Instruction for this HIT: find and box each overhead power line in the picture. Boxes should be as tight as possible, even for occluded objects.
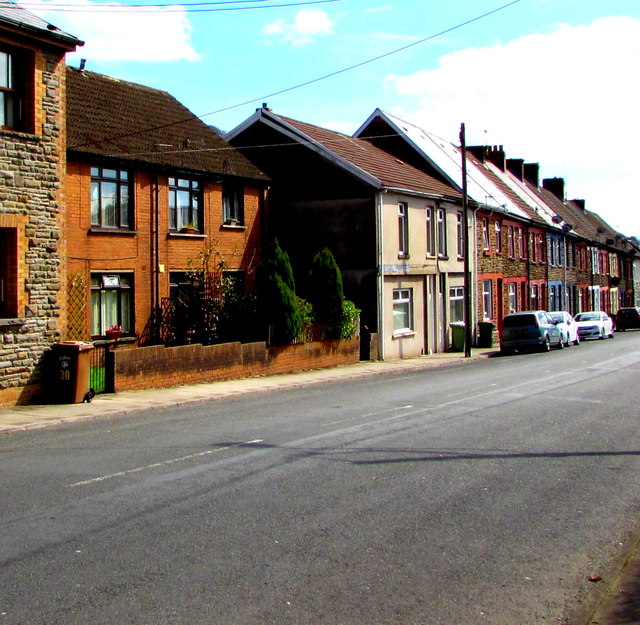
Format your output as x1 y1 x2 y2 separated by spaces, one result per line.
68 0 525 150
22 0 340 12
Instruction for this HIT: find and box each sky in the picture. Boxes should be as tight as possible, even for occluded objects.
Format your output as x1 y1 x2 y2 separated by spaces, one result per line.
27 0 640 236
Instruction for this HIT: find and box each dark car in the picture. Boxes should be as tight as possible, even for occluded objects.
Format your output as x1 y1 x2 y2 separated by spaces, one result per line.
500 310 563 354
616 307 640 331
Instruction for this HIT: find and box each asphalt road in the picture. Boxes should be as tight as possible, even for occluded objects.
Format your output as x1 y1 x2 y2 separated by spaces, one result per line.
2 332 640 624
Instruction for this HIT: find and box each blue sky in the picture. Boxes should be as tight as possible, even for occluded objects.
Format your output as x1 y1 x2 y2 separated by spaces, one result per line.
30 0 640 235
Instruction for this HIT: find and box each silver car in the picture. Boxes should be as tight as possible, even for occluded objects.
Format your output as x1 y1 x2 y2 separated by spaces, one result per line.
574 311 614 340
500 310 563 354
548 311 580 346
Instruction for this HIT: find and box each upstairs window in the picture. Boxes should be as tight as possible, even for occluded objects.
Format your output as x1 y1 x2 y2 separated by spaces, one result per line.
0 49 26 131
495 221 502 254
398 202 408 257
223 182 244 225
169 177 202 232
508 226 515 258
91 166 132 229
437 208 447 258
425 207 435 256
482 217 489 251
456 211 464 258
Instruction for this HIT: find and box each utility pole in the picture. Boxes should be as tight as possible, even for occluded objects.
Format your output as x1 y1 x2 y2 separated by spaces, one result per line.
460 123 472 358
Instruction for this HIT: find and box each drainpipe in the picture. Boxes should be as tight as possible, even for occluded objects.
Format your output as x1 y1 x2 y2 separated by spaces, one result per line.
376 192 385 361
459 123 472 357
154 176 160 343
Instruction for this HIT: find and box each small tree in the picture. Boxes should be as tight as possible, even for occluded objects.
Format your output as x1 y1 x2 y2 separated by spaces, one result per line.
254 239 302 344
306 247 344 337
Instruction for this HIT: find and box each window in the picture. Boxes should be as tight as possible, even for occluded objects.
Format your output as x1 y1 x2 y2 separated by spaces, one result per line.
425 207 435 256
482 217 490 251
169 177 202 232
531 284 539 310
437 208 447 257
91 166 131 229
495 221 502 254
482 280 493 320
91 273 132 336
456 211 464 258
392 288 413 333
398 202 408 257
508 226 515 258
223 182 244 225
518 228 526 259
508 282 517 313
0 49 26 130
0 228 17 317
449 286 464 322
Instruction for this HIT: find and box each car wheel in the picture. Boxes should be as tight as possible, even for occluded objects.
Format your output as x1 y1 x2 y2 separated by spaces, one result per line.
542 335 551 352
599 329 605 339
609 330 615 338
573 337 580 346
500 346 513 356
564 333 570 347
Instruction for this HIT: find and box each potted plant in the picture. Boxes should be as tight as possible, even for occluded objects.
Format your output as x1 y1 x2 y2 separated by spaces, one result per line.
105 325 122 340
181 221 198 234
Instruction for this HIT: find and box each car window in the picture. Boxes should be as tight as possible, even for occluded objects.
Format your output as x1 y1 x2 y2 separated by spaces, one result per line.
503 314 537 328
575 313 598 321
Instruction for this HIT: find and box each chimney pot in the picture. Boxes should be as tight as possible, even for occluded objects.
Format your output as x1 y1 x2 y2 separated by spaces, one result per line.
542 177 565 200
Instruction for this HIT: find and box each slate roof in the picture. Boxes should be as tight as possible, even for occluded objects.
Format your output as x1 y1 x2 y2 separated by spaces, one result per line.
237 111 461 199
0 0 81 48
66 67 268 181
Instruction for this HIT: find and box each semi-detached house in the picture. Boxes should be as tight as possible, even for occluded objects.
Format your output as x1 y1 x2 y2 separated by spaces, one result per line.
227 106 465 360
0 1 81 406
64 67 269 345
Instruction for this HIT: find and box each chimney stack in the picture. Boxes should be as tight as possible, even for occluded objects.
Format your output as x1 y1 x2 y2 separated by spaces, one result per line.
571 199 586 211
486 145 505 171
542 177 565 200
523 163 539 187
506 158 524 181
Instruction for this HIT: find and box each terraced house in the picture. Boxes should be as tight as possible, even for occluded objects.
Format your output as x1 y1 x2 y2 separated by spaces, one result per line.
64 67 268 347
0 2 81 406
227 106 465 360
354 109 637 339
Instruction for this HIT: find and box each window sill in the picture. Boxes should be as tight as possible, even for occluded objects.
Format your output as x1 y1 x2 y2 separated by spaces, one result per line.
398 253 410 260
221 222 247 231
0 317 27 329
88 227 137 236
168 232 207 239
392 329 416 339
92 336 137 346
438 255 449 261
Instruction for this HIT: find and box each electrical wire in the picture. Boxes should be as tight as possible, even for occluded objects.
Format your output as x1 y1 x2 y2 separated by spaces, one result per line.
24 0 340 13
68 0 525 151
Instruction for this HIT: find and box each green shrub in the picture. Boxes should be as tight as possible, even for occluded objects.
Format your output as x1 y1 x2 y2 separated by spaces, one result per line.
339 299 361 339
307 248 344 337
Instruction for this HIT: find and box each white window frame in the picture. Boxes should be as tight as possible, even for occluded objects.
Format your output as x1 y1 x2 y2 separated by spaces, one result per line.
437 208 447 258
392 288 413 335
449 286 464 323
482 279 493 320
398 202 409 257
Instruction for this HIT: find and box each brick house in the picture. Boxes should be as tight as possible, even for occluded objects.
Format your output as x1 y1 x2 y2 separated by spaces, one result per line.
227 106 464 360
0 2 81 406
64 67 268 344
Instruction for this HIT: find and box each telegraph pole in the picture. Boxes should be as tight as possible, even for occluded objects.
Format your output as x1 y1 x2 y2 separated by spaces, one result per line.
460 123 472 358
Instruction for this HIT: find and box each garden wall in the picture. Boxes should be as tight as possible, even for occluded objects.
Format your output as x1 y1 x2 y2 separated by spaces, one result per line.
114 338 361 392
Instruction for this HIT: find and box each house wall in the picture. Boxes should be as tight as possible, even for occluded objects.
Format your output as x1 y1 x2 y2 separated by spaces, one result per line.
0 40 70 406
65 162 263 340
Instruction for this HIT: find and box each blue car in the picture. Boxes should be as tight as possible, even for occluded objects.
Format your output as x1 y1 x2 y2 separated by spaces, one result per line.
500 310 563 354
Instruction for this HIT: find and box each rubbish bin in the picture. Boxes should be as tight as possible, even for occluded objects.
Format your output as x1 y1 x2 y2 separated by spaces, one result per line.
450 322 465 352
50 341 94 403
478 321 495 348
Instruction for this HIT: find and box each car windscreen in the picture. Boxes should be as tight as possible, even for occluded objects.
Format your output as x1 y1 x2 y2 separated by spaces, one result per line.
575 313 598 321
548 313 563 322
503 314 537 328
618 309 638 317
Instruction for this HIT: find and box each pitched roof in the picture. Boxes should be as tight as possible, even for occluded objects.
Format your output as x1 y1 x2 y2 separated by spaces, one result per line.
0 0 81 48
230 109 460 199
66 67 268 181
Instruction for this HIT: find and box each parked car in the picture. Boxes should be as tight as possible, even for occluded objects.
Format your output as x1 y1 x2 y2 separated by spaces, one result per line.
615 307 640 331
574 311 614 340
548 311 580 346
500 310 563 354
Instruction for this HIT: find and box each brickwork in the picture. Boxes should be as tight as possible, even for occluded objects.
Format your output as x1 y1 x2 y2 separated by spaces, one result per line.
0 40 71 405
114 338 360 392
65 164 264 340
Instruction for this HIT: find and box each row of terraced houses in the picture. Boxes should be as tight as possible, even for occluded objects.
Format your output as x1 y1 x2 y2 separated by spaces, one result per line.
1 1 637 405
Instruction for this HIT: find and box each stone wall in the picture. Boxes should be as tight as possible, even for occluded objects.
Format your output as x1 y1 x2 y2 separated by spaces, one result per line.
0 48 67 406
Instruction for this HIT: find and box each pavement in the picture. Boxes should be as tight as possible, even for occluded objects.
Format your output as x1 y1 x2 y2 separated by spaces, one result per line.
0 347 498 435
0 344 637 625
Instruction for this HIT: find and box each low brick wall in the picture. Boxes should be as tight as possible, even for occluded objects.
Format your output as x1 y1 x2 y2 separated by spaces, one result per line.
114 338 360 392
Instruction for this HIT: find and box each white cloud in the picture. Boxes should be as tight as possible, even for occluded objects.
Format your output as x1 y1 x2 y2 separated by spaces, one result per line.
384 16 640 235
30 0 200 62
263 9 334 46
